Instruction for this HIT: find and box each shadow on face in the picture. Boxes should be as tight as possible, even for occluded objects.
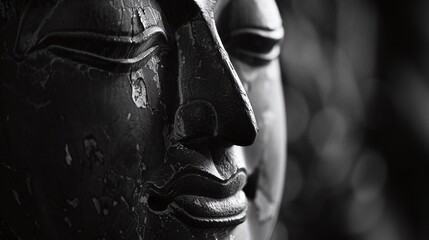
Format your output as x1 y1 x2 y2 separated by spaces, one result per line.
0 0 286 239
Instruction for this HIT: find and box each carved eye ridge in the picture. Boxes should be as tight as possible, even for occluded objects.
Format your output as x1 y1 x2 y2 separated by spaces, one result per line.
29 27 169 71
223 27 284 66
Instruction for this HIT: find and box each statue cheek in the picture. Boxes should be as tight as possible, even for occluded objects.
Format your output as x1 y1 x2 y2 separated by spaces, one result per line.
1 49 171 236
230 57 286 239
229 57 285 171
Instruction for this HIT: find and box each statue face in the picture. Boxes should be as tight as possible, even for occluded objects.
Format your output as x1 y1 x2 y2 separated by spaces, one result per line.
0 0 285 239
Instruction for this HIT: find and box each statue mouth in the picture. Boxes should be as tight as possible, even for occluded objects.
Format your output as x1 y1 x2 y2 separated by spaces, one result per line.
169 191 248 228
147 169 248 228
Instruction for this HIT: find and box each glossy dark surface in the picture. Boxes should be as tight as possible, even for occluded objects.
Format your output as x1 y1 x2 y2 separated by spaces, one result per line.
0 0 286 239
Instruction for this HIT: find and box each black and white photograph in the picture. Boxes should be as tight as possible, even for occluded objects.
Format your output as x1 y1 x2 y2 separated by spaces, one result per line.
0 0 427 239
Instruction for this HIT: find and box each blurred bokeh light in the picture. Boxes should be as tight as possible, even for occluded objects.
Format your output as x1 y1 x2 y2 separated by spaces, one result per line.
272 0 429 239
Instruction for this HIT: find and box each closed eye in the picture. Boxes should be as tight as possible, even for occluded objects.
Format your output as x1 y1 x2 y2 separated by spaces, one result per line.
32 26 169 72
223 27 284 66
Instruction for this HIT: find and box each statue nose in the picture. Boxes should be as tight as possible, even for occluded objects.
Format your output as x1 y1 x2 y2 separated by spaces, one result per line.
173 13 257 146
174 100 218 140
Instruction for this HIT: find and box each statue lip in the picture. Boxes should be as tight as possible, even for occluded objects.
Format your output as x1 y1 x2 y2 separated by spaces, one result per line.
170 191 248 228
148 169 248 228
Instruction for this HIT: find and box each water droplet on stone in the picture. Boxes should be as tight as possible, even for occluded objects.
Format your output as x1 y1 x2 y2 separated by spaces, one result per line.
65 144 72 165
92 198 101 214
64 216 72 227
103 209 109 216
12 189 20 205
83 135 104 163
67 198 79 208
140 162 146 171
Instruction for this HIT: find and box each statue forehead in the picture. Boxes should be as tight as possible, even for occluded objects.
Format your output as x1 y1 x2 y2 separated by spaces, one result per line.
22 0 217 13
16 0 276 30
14 0 164 55
15 0 217 34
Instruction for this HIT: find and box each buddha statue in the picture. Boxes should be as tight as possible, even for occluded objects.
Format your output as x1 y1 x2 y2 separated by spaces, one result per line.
0 0 286 239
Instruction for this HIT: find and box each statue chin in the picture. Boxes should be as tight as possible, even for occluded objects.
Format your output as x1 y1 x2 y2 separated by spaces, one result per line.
0 0 286 239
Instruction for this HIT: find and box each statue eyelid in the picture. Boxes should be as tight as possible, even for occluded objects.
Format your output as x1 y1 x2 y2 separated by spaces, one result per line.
26 26 169 70
223 27 284 66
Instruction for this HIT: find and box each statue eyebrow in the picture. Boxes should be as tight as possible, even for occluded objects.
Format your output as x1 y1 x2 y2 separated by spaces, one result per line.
26 25 168 71
228 27 284 44
13 2 168 57
216 0 283 33
34 26 167 48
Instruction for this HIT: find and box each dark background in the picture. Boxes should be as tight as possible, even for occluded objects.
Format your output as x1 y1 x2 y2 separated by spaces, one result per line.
274 0 429 239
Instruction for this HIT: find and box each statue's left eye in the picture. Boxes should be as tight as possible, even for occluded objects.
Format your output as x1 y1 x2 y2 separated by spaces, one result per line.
214 0 284 66
222 27 284 66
